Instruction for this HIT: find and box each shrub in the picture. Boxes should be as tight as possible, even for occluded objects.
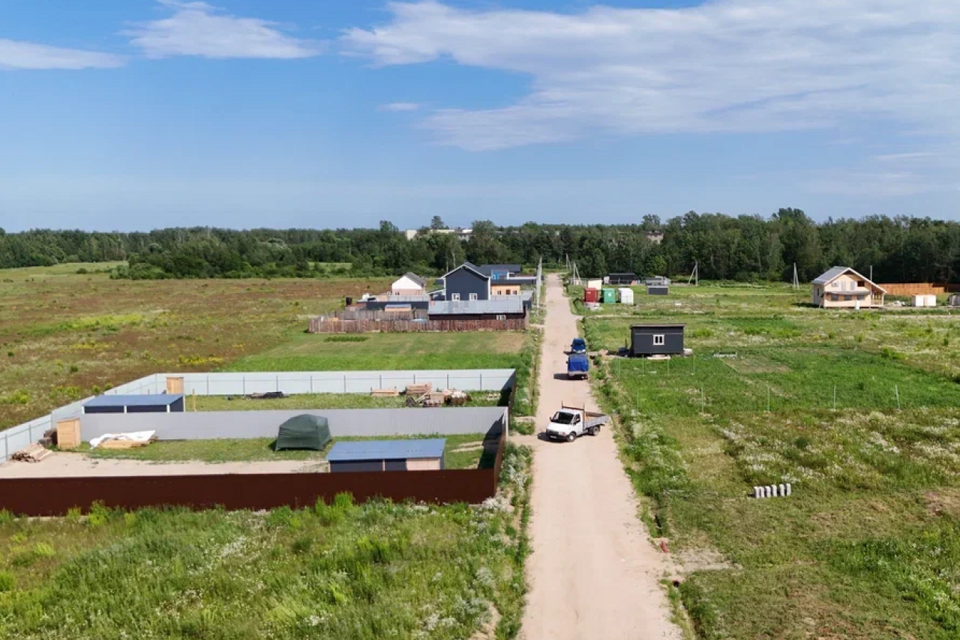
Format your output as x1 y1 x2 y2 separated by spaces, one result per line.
86 501 111 527
0 572 15 593
0 390 30 405
291 536 313 555
33 542 55 558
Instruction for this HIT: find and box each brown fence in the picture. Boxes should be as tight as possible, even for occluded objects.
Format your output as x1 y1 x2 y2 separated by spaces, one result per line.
0 434 506 517
879 283 960 296
309 317 528 333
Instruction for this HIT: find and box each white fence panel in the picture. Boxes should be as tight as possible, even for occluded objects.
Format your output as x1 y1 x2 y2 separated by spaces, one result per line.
1 369 516 462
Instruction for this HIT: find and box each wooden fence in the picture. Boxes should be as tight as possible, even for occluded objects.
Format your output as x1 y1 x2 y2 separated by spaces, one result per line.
879 283 960 296
309 316 528 333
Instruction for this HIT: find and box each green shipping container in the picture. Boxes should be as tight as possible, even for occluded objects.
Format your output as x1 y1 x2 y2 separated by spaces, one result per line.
602 288 617 304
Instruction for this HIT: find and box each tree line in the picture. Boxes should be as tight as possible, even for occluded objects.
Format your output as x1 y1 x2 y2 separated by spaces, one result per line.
1 209 958 283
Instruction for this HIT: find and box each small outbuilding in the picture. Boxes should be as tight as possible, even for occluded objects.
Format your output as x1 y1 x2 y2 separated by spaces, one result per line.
617 287 634 304
83 394 185 414
326 438 446 473
630 324 685 357
647 285 669 296
601 288 617 304
645 276 671 286
276 414 332 451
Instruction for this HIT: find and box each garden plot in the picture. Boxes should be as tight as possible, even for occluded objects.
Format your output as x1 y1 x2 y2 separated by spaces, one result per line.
586 283 960 639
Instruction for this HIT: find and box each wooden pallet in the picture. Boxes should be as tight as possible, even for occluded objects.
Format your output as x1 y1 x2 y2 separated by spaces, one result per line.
11 443 52 463
370 388 400 397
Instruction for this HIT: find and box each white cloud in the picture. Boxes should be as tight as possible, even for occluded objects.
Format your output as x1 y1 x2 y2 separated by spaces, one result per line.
0 39 124 70
343 0 960 151
125 0 323 59
379 102 421 111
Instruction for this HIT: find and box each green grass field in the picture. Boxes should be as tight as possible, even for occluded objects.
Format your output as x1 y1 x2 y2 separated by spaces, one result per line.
1 265 542 429
583 281 960 639
228 331 527 372
0 265 390 431
0 444 532 640
74 433 495 469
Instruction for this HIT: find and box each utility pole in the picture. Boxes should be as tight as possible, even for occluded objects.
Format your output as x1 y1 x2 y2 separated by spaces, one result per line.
687 262 699 287
792 263 800 290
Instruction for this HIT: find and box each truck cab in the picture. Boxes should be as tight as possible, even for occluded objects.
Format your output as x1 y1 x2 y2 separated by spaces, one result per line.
571 337 587 354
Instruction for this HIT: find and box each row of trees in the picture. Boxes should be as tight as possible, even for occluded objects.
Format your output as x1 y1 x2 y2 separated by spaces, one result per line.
1 209 959 283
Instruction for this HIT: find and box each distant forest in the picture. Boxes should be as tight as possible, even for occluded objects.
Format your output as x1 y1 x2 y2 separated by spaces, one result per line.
1 209 959 283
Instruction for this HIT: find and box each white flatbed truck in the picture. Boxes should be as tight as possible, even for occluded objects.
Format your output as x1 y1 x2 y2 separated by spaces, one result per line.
545 404 610 442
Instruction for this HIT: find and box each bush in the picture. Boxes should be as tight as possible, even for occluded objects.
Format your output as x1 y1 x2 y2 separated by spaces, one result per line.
0 572 15 593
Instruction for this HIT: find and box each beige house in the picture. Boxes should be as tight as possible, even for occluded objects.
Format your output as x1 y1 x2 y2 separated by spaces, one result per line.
390 272 426 296
812 266 886 309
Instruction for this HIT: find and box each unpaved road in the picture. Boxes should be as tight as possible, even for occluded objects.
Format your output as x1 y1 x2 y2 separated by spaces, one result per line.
518 274 681 640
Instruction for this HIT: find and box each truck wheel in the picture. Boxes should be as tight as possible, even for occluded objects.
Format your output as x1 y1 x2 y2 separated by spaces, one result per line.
589 426 598 436
566 432 576 442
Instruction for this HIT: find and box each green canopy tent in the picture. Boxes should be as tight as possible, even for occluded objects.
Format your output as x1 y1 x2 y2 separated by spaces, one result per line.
275 414 331 451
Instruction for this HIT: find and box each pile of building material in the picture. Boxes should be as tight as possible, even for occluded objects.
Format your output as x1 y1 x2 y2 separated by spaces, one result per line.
90 431 158 450
11 444 52 463
370 388 400 397
404 382 432 396
248 391 285 400
405 389 470 407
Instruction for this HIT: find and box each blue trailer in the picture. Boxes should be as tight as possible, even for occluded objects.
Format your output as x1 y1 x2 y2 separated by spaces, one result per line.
571 337 587 354
567 354 590 380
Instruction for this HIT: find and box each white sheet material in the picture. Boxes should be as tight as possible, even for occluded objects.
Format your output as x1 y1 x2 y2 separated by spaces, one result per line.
89 431 157 449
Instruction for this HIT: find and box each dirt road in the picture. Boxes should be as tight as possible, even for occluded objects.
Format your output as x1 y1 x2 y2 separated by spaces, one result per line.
518 274 681 640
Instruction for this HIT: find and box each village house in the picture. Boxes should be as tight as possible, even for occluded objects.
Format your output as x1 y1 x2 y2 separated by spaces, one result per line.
812 266 887 309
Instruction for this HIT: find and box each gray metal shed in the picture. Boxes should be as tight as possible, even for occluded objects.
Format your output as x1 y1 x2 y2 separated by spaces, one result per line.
326 438 446 473
83 394 185 414
630 324 685 357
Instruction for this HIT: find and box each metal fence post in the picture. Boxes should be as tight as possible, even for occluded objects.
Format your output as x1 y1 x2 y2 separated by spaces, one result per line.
480 372 484 390
344 375 347 393
276 375 280 393
207 375 210 395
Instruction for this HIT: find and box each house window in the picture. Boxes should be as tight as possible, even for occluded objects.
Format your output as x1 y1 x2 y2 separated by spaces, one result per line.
653 334 665 346
496 314 506 320
451 293 460 301
469 293 478 301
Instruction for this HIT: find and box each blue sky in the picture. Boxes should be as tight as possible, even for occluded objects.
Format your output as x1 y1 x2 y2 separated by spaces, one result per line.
1 0 958 231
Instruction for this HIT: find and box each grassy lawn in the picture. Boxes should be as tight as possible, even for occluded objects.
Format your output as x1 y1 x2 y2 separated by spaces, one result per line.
228 331 527 371
0 265 390 431
75 433 497 469
584 281 960 639
0 444 532 640
193 392 505 411
227 330 542 416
